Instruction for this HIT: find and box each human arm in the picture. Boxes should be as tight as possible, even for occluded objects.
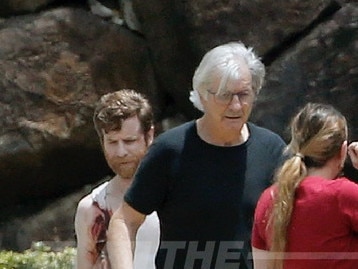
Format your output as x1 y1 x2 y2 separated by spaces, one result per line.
107 202 146 269
74 196 98 269
348 141 358 169
252 247 270 269
337 178 358 232
251 187 274 269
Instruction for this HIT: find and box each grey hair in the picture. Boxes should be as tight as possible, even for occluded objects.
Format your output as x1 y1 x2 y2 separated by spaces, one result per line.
189 42 265 111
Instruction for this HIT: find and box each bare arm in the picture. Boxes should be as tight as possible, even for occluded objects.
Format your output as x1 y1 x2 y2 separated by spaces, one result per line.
348 141 358 169
252 247 270 269
107 202 146 269
74 196 97 269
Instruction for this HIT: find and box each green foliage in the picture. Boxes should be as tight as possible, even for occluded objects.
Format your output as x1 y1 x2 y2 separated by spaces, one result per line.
0 242 75 269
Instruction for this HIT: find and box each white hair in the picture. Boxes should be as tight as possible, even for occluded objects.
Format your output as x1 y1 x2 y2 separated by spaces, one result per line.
189 42 265 112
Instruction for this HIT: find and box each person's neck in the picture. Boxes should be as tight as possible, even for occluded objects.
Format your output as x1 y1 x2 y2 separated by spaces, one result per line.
196 118 249 147
307 158 342 180
107 175 132 197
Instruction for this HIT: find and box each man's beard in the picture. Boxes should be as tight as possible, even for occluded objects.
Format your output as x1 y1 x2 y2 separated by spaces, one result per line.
116 161 139 179
108 157 141 179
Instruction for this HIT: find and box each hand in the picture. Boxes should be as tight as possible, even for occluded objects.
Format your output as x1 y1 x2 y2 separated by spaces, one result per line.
348 142 358 170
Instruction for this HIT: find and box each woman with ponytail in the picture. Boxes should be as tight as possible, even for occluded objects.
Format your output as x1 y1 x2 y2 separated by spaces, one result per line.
251 103 358 269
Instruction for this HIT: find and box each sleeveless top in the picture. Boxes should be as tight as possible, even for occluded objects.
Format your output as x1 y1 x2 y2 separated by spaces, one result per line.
91 182 160 269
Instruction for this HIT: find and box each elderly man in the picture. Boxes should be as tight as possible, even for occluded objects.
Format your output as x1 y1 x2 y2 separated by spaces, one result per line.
108 42 286 269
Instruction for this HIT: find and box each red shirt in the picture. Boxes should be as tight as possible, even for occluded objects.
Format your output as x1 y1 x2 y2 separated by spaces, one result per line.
252 176 358 269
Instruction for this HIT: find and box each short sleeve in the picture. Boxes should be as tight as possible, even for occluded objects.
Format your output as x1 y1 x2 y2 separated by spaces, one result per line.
337 178 358 232
124 135 174 215
252 187 274 250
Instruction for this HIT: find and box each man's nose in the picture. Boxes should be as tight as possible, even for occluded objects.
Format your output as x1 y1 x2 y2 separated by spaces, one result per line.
228 94 243 109
116 142 128 157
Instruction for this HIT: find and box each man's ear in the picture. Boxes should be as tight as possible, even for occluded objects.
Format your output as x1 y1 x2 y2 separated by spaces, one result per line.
199 91 207 103
146 126 155 146
198 92 207 111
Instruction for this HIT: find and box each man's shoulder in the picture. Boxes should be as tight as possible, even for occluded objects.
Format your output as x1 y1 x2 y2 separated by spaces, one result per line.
90 181 109 209
159 120 195 136
248 122 285 144
91 181 108 196
77 181 109 210
247 122 286 161
248 122 279 136
75 194 97 222
77 194 93 210
154 120 195 146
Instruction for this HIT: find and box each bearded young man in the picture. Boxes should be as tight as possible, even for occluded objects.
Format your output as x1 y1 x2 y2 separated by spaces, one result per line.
74 89 159 269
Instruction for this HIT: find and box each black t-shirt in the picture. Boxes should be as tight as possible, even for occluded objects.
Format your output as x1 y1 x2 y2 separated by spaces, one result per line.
125 121 286 269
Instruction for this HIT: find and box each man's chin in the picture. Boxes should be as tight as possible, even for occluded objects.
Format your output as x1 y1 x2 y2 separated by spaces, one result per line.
111 162 138 179
116 168 137 179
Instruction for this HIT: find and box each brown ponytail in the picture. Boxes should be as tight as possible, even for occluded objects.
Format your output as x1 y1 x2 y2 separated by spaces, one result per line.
268 103 347 269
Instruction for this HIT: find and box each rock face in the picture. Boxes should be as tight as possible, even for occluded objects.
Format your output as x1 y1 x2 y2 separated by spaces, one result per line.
0 0 56 16
132 0 357 118
252 3 358 138
0 7 159 213
0 0 357 250
0 185 86 251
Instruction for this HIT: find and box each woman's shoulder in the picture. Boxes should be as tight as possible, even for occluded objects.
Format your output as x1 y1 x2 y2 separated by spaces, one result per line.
332 177 358 197
256 185 276 212
303 176 358 200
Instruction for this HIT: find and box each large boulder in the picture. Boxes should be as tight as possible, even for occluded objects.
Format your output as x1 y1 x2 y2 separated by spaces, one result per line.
252 3 358 140
0 7 160 213
0 0 57 16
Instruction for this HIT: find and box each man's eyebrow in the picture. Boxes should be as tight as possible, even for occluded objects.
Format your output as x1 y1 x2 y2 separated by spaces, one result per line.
123 135 139 140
